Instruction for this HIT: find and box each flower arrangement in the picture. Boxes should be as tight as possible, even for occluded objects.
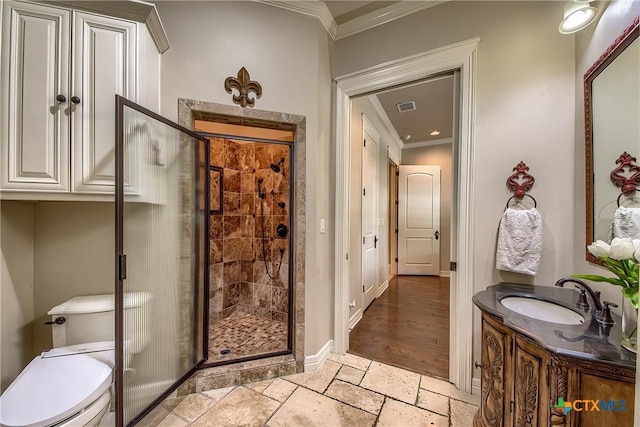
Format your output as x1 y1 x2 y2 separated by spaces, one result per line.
572 237 639 309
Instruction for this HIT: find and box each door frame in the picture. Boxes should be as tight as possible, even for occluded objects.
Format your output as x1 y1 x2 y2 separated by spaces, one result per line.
333 37 478 392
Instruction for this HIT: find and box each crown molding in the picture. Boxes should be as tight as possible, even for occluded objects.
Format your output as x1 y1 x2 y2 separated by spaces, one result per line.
335 1 448 40
252 1 448 42
402 137 453 149
252 0 337 40
48 0 170 53
367 95 404 151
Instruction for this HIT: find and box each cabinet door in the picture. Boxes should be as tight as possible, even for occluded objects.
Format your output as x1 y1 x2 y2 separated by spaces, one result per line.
513 335 550 427
479 314 513 427
72 11 136 193
568 364 635 427
1 1 70 192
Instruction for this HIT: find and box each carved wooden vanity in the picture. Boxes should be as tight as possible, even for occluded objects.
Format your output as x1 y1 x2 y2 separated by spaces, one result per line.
473 283 636 427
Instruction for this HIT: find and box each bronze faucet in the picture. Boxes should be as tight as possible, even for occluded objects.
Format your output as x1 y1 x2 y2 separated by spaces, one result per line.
554 277 603 314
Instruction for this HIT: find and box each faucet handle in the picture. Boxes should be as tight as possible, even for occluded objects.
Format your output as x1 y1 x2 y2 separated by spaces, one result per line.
576 288 590 312
597 301 618 325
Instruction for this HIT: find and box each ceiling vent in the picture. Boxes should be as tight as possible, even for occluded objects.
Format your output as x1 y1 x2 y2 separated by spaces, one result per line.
396 101 416 113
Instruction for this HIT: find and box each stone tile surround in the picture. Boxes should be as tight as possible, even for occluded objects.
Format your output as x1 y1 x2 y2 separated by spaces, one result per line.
178 98 305 385
140 354 480 427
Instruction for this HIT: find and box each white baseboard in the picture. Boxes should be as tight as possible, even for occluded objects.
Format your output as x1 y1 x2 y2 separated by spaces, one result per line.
472 377 481 396
304 340 334 372
349 308 363 331
440 270 451 278
377 280 389 297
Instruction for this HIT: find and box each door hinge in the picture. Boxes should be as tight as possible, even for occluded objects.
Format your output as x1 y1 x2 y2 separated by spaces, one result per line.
395 200 398 205
362 285 365 292
510 400 515 413
395 171 399 176
395 229 398 234
364 139 366 147
363 188 366 196
346 253 349 260
395 257 398 262
118 254 127 280
363 237 366 245
450 262 457 271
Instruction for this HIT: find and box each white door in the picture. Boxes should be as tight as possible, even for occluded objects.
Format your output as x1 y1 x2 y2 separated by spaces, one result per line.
1 1 71 192
361 118 379 309
398 165 441 275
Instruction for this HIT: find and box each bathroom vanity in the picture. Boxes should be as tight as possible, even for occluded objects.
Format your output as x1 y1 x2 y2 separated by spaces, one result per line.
473 283 636 427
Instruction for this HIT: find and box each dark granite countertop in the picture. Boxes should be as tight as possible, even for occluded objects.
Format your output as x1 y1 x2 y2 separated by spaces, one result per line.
473 282 637 369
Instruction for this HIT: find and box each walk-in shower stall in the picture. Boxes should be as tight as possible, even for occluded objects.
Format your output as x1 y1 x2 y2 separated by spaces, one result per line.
205 135 294 364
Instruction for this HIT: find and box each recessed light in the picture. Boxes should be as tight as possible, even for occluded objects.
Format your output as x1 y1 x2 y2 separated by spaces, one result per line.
430 130 441 136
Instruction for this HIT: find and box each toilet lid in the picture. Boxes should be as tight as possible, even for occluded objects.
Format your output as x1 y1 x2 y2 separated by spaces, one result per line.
0 353 112 427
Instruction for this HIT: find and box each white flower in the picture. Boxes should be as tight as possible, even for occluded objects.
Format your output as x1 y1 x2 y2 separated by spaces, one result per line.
588 240 611 258
610 237 635 260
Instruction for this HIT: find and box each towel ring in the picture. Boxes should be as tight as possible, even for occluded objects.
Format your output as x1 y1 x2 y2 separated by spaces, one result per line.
617 191 640 207
506 194 537 210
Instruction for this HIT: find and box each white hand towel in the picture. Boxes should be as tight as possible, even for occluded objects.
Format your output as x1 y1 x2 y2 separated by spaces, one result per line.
608 206 640 242
496 208 542 276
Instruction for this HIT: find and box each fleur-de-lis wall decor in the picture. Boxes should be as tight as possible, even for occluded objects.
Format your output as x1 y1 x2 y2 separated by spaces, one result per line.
224 67 262 108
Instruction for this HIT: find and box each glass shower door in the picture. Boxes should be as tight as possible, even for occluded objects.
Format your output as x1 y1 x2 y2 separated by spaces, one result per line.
115 96 208 426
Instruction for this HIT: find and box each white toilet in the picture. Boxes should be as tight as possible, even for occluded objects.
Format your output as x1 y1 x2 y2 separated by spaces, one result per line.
0 292 151 427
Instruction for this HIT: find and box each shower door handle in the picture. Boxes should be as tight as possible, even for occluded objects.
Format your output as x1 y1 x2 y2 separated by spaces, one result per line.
434 231 439 240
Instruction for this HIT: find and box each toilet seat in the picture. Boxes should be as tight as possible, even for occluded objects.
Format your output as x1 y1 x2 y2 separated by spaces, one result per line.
0 352 112 427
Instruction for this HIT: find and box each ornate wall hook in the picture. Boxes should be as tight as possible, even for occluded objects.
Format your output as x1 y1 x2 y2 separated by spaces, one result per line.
224 67 262 108
610 151 640 195
507 161 535 198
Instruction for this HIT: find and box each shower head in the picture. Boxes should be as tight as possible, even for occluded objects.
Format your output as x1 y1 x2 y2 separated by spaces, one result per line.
270 157 285 173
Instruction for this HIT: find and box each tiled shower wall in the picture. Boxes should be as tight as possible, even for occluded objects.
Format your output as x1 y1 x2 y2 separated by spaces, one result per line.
209 138 290 323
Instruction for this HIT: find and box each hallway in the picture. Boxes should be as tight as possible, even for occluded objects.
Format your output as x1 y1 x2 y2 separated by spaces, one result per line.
349 275 450 379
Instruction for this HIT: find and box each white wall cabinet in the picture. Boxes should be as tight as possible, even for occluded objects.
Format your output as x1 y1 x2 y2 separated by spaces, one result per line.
1 0 168 199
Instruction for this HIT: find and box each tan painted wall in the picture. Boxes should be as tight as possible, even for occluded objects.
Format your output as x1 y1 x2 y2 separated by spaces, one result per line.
155 1 333 356
32 202 114 353
401 144 452 272
1 202 35 392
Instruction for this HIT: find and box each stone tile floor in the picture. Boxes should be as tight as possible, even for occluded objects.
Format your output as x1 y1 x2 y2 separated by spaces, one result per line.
139 353 479 426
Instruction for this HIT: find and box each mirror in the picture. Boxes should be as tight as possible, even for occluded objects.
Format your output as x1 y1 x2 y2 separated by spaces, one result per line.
585 18 639 264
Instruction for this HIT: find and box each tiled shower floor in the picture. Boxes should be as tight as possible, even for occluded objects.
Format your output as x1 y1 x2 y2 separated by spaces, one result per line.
208 311 288 363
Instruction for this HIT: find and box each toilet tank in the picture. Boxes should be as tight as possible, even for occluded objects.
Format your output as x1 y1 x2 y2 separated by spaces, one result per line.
47 292 152 353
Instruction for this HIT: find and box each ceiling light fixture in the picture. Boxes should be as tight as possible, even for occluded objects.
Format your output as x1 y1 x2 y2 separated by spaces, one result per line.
401 134 411 141
430 130 441 136
559 1 597 34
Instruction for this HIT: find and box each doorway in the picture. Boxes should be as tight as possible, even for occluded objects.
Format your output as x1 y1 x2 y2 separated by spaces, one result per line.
334 38 478 392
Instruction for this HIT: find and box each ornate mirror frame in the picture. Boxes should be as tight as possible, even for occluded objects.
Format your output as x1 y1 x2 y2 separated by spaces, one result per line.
585 17 639 264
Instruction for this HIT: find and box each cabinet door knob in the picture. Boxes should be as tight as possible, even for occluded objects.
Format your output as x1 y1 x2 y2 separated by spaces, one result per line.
56 94 66 103
71 96 81 104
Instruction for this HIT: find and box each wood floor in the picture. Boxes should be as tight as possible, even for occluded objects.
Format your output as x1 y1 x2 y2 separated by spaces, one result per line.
348 275 450 380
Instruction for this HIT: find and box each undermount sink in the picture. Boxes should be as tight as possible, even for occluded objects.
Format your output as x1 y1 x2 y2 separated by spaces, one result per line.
500 296 585 325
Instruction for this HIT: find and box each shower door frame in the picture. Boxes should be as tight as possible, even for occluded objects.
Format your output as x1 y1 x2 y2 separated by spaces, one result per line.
115 95 210 426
